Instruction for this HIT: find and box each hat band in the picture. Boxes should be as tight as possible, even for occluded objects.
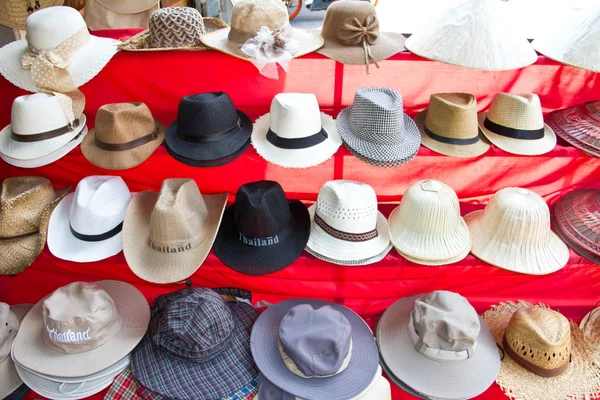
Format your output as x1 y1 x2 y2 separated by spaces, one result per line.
11 119 80 142
314 212 378 242
95 127 159 152
483 117 545 140
424 125 480 145
266 128 328 150
502 336 570 378
70 221 123 242
408 316 475 362
177 119 241 144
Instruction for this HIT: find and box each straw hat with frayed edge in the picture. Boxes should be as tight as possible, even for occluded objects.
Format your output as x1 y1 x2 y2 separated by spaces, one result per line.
533 7 600 73
478 93 556 156
119 7 229 52
12 281 149 378
0 0 63 30
465 187 569 275
200 0 323 61
0 303 32 400
546 101 600 158
377 291 500 400
405 0 537 70
388 180 471 265
81 102 165 170
316 0 405 70
483 301 600 400
416 93 490 158
252 93 341 169
0 177 69 276
0 6 119 93
123 178 228 284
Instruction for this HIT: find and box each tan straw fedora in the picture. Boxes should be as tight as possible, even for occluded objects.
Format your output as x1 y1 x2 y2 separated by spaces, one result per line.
81 102 165 170
0 177 69 276
416 93 490 158
483 301 600 400
123 179 228 284
388 180 471 266
478 93 557 156
0 0 64 30
119 7 228 52
316 0 406 72
465 187 569 275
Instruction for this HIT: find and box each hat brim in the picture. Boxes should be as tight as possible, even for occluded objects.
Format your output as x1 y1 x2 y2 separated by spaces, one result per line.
200 27 324 61
81 119 165 170
132 301 259 399
316 32 406 64
377 294 501 400
415 110 491 158
0 36 119 93
12 280 149 378
0 115 87 160
306 204 392 265
551 204 600 264
378 338 430 399
251 299 380 400
0 304 32 399
214 200 310 275
123 191 228 284
477 113 557 155
546 116 600 158
251 112 342 168
465 210 570 275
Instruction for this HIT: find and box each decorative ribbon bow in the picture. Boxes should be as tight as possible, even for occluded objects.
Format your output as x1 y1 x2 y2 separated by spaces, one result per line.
241 25 299 80
338 15 381 74
21 28 89 123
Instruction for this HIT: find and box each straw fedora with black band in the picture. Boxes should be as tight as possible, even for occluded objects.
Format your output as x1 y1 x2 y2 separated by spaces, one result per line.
81 102 165 170
0 303 32 400
416 93 490 158
546 101 600 158
0 177 69 276
478 93 557 155
165 92 252 167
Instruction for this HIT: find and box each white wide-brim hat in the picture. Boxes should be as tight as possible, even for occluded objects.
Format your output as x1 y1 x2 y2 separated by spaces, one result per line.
0 37 119 93
377 294 501 400
306 204 392 266
0 304 32 400
252 112 341 168
0 115 87 161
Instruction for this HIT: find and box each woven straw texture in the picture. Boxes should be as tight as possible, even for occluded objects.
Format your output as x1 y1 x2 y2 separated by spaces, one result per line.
580 307 600 353
546 102 600 158
482 301 600 400
0 0 64 30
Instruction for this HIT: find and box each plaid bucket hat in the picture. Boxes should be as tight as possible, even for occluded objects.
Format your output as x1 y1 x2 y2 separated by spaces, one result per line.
131 288 259 400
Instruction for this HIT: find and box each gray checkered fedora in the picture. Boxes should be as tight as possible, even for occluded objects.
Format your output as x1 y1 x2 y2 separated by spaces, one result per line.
337 88 421 167
131 288 259 399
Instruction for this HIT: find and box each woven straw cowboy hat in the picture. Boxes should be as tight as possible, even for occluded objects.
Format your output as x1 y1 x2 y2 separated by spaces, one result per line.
416 93 490 158
123 179 228 284
482 301 600 400
252 93 341 168
377 291 501 400
478 93 557 156
119 7 228 52
0 177 69 276
405 0 537 70
316 0 405 69
12 281 149 378
533 7 600 73
81 102 165 170
388 180 471 266
465 187 569 275
0 0 63 30
0 303 32 399
0 6 119 93
546 101 600 158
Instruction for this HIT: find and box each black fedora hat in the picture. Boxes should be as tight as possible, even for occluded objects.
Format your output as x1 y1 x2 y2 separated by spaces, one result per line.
214 181 310 275
165 92 252 167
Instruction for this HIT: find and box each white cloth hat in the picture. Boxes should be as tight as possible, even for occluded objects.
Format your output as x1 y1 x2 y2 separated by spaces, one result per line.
0 303 32 400
48 176 132 263
252 93 341 168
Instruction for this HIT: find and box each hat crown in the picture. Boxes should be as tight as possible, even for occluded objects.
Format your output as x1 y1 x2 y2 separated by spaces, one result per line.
349 88 406 143
94 103 157 144
234 181 292 238
487 93 544 130
0 303 19 362
25 6 87 50
279 304 352 378
269 94 323 139
0 177 58 237
148 7 205 48
321 0 379 42
177 93 240 139
425 93 479 140
229 0 288 43
69 176 131 235
11 93 73 136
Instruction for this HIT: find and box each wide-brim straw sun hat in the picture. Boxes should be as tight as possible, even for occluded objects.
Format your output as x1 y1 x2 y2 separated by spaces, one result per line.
546 101 600 158
0 304 32 400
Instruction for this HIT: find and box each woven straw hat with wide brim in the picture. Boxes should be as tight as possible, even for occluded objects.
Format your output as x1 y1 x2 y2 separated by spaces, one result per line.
12 280 149 378
546 102 600 158
0 304 32 400
483 301 600 400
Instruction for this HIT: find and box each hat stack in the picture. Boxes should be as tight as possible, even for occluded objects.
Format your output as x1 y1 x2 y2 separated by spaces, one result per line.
546 101 600 158
0 302 32 399
11 281 150 399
